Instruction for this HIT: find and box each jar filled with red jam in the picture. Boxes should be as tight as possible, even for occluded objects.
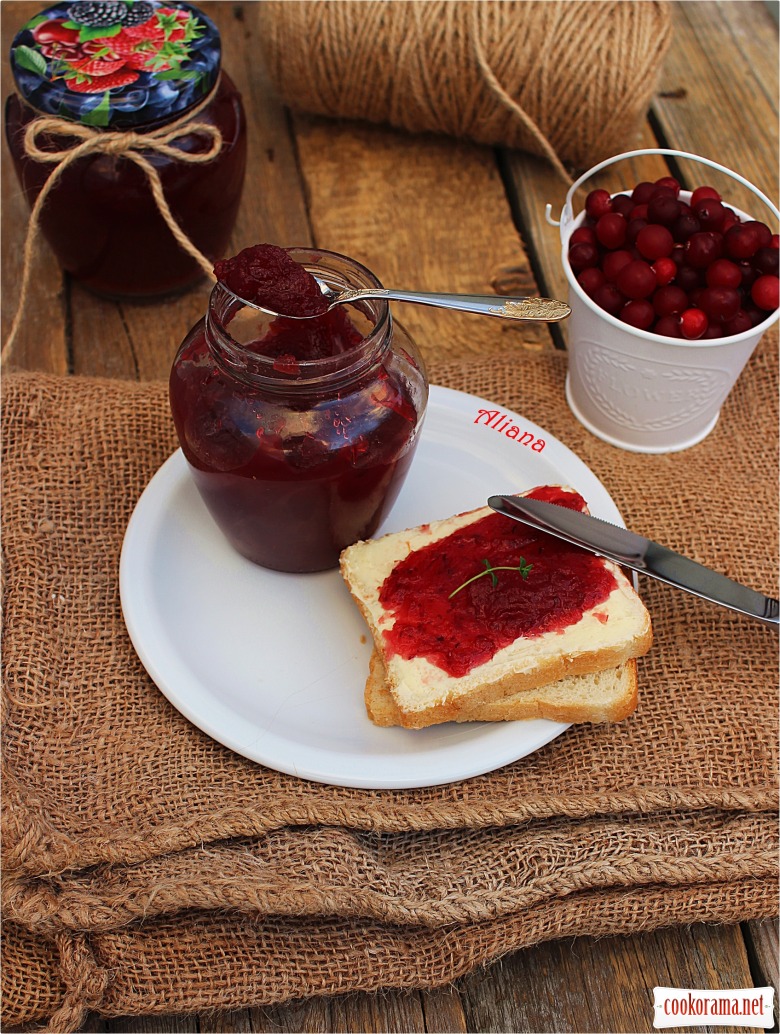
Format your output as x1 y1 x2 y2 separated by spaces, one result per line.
5 0 246 298
169 245 429 572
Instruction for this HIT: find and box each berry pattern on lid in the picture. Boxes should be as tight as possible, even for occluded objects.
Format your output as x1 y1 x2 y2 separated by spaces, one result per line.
10 0 220 128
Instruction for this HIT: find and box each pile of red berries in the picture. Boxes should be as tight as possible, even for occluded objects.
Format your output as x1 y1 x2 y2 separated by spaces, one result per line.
568 176 779 339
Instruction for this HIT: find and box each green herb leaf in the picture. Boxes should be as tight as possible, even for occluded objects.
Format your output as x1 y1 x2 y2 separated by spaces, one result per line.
448 557 533 599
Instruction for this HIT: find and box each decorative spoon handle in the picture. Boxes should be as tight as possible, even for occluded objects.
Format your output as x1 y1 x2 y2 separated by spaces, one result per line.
338 288 571 322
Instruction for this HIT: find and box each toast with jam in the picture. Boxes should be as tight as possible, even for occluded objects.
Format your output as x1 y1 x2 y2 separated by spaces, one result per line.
339 485 652 729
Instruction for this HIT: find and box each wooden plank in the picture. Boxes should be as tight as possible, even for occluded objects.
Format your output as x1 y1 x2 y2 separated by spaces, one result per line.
249 997 331 1032
328 990 426 1033
652 1 779 215
105 1014 198 1033
744 918 779 990
456 924 762 1034
420 985 469 1032
293 115 554 360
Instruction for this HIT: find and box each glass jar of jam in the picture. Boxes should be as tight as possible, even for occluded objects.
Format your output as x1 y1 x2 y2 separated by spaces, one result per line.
169 246 429 573
5 0 246 298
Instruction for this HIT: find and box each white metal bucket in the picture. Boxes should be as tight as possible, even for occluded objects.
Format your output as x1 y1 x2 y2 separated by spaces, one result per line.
547 149 779 453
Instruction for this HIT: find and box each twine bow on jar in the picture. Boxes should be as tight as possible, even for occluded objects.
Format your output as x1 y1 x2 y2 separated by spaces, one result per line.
2 98 224 365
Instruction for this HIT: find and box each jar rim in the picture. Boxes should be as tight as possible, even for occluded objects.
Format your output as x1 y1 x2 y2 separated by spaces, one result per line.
207 247 391 388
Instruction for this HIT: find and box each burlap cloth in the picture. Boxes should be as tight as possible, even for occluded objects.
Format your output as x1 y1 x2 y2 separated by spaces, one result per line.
2 334 778 1031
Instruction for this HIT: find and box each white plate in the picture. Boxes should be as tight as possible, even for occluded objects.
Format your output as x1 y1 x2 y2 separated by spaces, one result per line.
120 385 625 789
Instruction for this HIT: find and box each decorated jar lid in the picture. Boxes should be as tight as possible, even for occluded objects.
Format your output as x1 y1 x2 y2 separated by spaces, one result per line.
9 0 221 129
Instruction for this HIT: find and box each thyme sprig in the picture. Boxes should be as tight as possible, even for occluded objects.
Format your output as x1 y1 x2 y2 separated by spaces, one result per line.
449 557 533 599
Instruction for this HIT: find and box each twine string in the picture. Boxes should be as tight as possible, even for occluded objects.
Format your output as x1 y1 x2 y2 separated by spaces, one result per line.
259 0 671 176
469 1 571 186
2 95 223 367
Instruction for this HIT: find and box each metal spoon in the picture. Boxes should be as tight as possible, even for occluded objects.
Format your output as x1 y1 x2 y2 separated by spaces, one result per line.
238 279 571 322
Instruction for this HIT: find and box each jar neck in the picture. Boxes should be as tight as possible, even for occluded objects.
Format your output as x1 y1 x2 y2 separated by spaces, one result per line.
205 275 392 394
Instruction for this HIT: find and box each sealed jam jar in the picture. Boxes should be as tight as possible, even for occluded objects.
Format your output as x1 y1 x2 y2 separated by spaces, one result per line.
5 0 246 298
169 247 429 572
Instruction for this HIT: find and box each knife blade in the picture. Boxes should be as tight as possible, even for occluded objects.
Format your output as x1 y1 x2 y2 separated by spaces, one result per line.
487 494 779 627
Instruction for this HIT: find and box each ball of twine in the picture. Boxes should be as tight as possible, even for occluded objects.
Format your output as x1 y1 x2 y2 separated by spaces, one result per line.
258 0 672 179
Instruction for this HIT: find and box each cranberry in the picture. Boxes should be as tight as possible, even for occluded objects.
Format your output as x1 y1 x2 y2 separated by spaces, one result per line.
725 223 760 259
636 223 674 261
672 213 701 242
734 262 756 291
744 303 768 327
620 299 654 329
699 286 741 321
616 259 657 299
653 285 688 317
569 226 598 247
654 314 682 337
648 193 681 225
592 282 625 316
744 221 772 248
724 310 753 335
655 175 681 196
680 308 708 339
675 265 702 293
706 258 742 289
595 212 628 249
702 321 726 339
585 189 613 220
577 267 605 297
631 182 656 205
751 275 779 311
720 210 739 234
686 232 723 268
690 185 721 206
602 249 633 282
754 246 780 277
693 199 727 231
569 242 600 272
626 218 648 245
652 257 677 286
611 194 635 218
630 203 649 221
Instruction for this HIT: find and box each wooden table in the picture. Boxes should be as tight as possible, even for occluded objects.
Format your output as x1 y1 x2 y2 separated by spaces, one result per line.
2 2 778 1030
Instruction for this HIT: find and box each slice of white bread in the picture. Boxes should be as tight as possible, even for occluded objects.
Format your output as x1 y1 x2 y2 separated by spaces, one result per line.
365 650 639 726
340 486 652 729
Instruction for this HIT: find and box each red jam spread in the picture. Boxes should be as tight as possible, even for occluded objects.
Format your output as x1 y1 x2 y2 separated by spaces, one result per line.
215 244 329 318
169 246 425 572
378 486 618 678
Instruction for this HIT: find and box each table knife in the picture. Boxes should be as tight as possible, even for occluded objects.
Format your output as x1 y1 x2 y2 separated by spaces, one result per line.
487 494 779 627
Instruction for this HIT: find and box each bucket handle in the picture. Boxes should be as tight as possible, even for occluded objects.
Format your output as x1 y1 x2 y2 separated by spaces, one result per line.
545 148 780 238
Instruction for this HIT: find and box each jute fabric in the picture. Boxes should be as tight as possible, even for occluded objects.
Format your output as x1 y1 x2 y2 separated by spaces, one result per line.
259 0 672 179
2 332 778 1029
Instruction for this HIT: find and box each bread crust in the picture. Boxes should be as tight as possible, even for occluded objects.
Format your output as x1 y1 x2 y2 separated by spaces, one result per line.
365 650 639 727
